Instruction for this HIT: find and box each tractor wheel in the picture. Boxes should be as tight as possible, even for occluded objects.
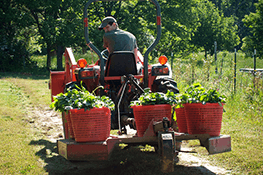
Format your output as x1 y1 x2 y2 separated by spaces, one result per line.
152 78 179 94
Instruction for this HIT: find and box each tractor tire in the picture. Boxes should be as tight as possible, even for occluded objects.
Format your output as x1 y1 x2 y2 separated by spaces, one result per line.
152 78 179 94
64 81 87 93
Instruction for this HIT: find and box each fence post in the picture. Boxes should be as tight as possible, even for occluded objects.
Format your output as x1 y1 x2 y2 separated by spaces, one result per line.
171 52 173 71
192 52 195 83
214 41 218 74
234 49 237 93
253 49 256 89
220 53 224 78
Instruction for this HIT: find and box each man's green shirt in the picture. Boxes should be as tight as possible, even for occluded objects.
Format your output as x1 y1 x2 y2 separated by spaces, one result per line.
103 29 137 54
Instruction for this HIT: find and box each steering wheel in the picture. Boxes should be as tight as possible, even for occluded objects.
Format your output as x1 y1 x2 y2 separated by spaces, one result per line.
101 49 109 60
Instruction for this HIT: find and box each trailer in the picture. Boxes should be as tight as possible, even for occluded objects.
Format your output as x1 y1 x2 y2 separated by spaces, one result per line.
49 0 231 173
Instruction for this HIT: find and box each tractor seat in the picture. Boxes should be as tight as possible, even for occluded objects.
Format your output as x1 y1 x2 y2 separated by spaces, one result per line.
105 51 138 76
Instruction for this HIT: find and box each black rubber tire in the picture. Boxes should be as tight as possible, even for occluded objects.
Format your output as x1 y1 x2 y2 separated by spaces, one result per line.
152 78 179 94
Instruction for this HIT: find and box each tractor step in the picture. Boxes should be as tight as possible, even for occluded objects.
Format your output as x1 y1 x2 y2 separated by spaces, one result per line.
174 132 231 154
57 138 119 161
57 134 231 161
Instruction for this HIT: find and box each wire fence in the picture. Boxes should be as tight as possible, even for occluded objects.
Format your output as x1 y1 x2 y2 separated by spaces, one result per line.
171 49 263 95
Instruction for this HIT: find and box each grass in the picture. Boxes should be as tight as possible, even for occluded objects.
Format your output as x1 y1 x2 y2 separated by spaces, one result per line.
211 86 263 174
173 51 263 174
0 50 262 174
0 79 47 174
31 50 98 72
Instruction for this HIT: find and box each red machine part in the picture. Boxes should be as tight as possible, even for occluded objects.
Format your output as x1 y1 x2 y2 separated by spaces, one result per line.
49 48 79 101
49 71 65 101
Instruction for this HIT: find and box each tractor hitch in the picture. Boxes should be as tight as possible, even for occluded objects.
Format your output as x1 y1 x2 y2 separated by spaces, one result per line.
116 74 145 135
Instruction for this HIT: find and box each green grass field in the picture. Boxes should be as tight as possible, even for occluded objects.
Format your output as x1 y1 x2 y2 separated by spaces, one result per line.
0 51 262 174
174 51 263 174
0 78 47 174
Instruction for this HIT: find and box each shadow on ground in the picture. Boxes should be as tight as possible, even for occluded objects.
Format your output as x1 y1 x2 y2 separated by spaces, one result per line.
30 139 217 175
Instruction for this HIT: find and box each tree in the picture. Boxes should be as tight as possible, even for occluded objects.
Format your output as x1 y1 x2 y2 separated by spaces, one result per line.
242 0 263 58
0 0 35 71
154 0 200 60
210 0 258 49
21 0 86 70
191 1 240 59
1 0 244 72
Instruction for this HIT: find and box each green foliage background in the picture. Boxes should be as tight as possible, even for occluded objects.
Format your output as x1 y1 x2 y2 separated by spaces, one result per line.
2 0 260 71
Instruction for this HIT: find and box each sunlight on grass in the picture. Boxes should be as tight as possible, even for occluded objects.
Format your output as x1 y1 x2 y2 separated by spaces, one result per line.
6 78 51 107
0 80 46 174
173 51 263 174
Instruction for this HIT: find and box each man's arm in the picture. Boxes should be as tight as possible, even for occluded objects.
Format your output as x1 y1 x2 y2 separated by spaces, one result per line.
103 36 108 50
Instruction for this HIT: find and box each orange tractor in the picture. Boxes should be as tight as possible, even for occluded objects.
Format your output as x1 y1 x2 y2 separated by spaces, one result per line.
49 0 231 172
50 0 179 133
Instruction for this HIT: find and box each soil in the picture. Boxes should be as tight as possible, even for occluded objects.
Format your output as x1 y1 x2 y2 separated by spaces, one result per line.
26 107 231 175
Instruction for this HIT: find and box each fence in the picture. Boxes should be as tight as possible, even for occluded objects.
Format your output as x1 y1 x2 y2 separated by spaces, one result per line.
171 50 263 95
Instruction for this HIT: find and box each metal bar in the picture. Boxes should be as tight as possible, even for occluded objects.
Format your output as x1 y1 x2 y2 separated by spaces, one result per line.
117 81 129 133
174 133 211 141
84 0 105 86
129 75 145 94
239 68 263 73
158 132 175 173
143 0 161 87
115 136 158 145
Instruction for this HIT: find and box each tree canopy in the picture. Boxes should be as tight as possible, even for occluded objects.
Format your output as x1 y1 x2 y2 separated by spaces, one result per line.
191 0 240 56
0 0 34 71
242 0 263 58
0 0 260 71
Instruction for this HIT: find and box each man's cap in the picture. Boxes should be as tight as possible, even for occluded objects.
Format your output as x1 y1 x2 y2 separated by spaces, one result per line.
98 16 117 30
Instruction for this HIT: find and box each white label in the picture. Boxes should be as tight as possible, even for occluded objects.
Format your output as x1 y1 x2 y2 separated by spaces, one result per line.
161 133 173 140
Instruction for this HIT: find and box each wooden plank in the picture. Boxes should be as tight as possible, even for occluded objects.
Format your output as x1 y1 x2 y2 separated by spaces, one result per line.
57 139 115 161
57 134 231 161
174 132 211 141
208 135 231 155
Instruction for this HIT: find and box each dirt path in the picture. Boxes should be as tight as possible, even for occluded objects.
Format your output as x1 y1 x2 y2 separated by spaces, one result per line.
178 147 231 175
27 107 231 175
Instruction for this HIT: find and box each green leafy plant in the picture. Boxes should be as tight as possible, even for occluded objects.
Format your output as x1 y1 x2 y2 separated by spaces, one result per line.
50 84 115 112
177 83 226 106
130 88 177 106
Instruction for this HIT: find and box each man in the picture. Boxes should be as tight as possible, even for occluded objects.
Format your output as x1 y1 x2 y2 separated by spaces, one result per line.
98 16 139 62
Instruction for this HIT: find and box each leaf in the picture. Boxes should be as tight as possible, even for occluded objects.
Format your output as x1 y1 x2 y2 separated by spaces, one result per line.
50 85 115 112
130 90 177 106
178 83 227 104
